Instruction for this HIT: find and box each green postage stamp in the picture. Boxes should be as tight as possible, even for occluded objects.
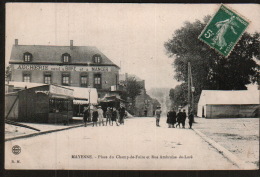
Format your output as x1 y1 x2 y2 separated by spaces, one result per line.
199 4 249 57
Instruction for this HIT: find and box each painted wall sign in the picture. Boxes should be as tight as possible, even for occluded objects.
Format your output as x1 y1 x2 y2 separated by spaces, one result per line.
13 64 111 72
50 85 74 97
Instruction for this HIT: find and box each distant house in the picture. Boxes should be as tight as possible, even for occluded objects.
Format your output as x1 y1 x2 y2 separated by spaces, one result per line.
119 73 159 117
197 90 260 118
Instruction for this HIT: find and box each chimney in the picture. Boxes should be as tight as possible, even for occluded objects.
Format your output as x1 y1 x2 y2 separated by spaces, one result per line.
15 39 18 46
70 40 73 50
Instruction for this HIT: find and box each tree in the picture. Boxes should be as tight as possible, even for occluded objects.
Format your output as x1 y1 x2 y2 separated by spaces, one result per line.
169 83 188 109
165 16 259 108
125 77 143 113
5 65 12 83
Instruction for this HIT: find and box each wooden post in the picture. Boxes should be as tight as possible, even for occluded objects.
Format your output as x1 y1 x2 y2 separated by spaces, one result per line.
188 62 191 114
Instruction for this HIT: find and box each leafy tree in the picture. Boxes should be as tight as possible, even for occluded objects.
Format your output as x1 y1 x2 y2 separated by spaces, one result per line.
125 77 143 112
169 83 188 109
165 16 259 108
5 65 12 83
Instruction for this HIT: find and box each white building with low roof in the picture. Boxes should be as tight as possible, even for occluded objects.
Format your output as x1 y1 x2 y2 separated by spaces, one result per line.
197 90 260 118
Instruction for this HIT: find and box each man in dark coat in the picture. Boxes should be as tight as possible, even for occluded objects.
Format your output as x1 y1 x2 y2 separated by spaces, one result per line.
172 109 177 128
92 107 98 127
181 109 187 128
166 108 177 128
111 107 119 126
188 111 194 129
118 105 126 125
176 109 182 128
83 107 90 127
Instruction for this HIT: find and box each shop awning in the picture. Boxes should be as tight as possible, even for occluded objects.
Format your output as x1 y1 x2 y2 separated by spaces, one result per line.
8 81 46 89
100 95 128 103
64 86 98 104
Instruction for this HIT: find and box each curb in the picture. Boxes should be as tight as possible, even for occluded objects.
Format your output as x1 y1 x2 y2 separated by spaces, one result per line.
5 123 84 142
193 128 258 170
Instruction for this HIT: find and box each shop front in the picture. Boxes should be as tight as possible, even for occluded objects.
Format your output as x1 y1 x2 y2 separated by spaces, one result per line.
18 84 74 124
63 86 98 117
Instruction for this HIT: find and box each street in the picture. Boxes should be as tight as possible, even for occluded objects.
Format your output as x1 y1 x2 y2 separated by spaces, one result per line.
5 117 238 170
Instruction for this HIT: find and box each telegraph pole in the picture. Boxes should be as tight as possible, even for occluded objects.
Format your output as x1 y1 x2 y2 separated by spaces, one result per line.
188 62 195 122
188 62 191 114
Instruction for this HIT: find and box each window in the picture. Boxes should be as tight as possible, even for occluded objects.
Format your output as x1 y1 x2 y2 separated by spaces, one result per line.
44 74 52 84
24 52 32 62
23 73 31 82
94 74 102 89
80 76 88 87
93 54 102 63
62 53 71 63
62 73 70 86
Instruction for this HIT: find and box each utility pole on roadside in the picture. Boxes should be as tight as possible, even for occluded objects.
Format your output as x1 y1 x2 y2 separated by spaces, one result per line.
188 62 195 122
188 62 195 114
188 62 191 114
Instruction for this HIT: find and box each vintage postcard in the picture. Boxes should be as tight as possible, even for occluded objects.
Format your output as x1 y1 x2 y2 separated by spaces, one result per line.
5 3 259 170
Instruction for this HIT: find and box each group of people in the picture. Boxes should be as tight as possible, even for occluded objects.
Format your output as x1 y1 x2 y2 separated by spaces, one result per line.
83 105 126 127
166 109 194 129
154 106 194 129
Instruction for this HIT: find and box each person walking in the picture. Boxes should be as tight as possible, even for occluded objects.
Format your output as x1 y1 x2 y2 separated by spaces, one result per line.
83 106 90 127
176 109 182 128
106 107 112 126
119 105 126 125
92 107 98 127
181 109 187 128
97 106 105 126
111 107 119 126
155 106 162 127
188 110 194 129
166 109 174 128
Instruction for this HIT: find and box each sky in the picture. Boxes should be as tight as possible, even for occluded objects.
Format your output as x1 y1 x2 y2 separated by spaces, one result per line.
5 3 260 90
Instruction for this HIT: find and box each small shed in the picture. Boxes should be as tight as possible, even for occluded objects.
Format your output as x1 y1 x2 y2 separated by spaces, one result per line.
197 90 260 118
18 84 74 123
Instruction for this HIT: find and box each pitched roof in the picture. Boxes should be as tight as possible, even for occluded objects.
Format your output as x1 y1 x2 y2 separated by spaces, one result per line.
10 44 119 67
198 90 260 105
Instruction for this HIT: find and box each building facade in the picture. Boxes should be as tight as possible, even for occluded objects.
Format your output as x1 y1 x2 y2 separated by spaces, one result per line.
9 39 120 99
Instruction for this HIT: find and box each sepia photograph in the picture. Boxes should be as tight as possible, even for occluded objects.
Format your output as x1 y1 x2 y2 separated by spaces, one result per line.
4 3 259 170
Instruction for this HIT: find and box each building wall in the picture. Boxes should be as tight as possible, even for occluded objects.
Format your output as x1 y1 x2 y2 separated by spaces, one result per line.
205 104 260 118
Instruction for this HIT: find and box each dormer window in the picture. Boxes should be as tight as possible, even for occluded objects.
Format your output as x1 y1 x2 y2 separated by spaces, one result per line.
24 52 32 62
93 54 102 64
62 53 71 63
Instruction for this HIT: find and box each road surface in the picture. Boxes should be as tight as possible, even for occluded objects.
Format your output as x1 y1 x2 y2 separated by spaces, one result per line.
5 117 238 170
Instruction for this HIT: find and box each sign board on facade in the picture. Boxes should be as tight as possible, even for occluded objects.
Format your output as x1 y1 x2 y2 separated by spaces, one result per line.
49 85 74 97
13 64 112 72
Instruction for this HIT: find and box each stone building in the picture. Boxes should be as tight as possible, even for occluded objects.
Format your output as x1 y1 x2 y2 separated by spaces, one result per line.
9 39 120 99
119 73 160 117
